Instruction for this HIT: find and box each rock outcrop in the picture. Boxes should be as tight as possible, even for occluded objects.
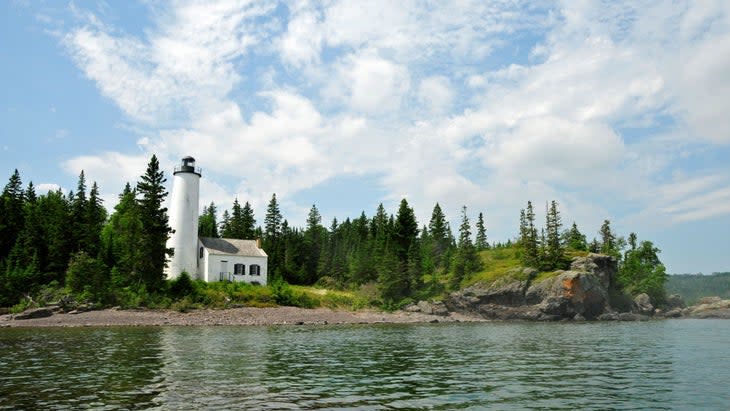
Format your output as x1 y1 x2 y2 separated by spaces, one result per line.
13 307 54 320
446 253 623 321
685 297 730 319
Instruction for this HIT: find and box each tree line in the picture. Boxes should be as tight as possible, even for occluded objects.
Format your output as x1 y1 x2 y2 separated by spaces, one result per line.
203 198 489 305
0 156 491 308
0 156 171 306
0 155 669 309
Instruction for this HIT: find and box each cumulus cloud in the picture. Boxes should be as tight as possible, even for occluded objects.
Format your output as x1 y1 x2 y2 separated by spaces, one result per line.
55 0 730 239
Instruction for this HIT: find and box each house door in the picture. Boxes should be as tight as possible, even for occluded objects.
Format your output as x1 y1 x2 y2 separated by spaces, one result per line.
220 260 228 281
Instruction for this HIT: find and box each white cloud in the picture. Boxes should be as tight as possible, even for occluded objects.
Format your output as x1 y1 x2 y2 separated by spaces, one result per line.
418 76 454 114
55 0 730 237
325 50 411 114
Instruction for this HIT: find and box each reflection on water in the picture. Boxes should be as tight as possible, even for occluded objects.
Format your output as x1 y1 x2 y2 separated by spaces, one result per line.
1 320 728 409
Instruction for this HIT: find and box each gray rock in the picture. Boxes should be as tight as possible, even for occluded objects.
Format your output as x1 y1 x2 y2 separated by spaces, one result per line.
687 297 730 319
403 303 421 313
633 293 654 316
665 294 686 309
661 308 684 318
618 312 649 321
597 312 620 321
13 307 54 320
573 313 586 321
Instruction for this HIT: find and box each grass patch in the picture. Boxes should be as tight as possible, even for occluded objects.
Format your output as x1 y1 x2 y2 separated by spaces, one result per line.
533 270 562 284
465 245 524 287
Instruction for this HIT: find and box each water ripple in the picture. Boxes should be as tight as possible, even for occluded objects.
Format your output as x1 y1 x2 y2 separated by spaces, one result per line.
1 320 729 409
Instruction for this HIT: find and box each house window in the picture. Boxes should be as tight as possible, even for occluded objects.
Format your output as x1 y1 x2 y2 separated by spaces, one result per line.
234 263 245 275
250 264 261 276
199 247 204 258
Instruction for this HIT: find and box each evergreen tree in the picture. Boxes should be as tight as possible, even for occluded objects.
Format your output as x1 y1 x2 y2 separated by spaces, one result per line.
83 182 107 256
451 206 481 289
135 155 171 290
599 219 618 257
263 193 284 281
198 202 219 238
38 189 73 282
475 212 488 251
619 239 668 305
264 194 282 240
71 171 88 252
223 198 245 238
563 222 587 251
545 200 565 270
519 201 539 268
219 210 230 236
379 199 418 302
0 169 25 261
302 204 323 284
428 203 450 268
241 201 256 238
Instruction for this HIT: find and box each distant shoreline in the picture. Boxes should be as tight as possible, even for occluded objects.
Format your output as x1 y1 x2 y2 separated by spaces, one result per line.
0 306 484 328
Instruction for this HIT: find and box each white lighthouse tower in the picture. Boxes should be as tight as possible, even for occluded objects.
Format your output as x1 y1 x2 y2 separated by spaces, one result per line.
165 156 201 280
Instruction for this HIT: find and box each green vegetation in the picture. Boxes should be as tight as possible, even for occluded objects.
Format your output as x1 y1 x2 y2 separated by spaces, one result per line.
0 159 675 312
666 272 730 305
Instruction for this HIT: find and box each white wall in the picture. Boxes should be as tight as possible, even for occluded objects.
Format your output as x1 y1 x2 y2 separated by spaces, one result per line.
197 245 268 285
165 171 200 280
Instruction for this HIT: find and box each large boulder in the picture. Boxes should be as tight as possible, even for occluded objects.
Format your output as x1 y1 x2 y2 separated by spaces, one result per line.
633 293 654 316
447 254 618 320
687 297 730 319
13 307 53 320
528 271 610 319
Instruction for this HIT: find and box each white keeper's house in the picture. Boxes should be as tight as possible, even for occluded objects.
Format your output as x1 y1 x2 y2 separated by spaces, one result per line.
164 156 268 285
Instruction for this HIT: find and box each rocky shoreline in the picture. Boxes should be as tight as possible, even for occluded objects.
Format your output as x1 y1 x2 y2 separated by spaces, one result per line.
2 253 728 327
0 306 484 328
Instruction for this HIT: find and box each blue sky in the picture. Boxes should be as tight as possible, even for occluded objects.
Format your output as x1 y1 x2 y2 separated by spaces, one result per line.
2 1 729 274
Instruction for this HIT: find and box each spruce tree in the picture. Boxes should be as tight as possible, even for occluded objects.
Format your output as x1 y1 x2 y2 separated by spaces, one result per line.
451 206 480 289
545 200 565 270
428 203 450 268
0 169 25 261
475 212 488 251
198 202 218 238
84 182 107 256
563 222 587 251
135 155 171 290
599 220 617 256
519 201 539 268
263 193 284 280
241 201 256 238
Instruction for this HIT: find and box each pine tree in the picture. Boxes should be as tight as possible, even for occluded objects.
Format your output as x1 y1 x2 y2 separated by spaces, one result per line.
84 182 106 256
563 222 587 251
475 212 488 251
599 219 617 257
302 204 323 284
545 200 565 270
223 198 245 238
519 201 539 268
135 155 171 290
263 193 284 281
71 171 88 252
428 203 451 269
198 202 218 238
452 206 482 289
0 169 25 261
219 210 231 236
241 201 256 238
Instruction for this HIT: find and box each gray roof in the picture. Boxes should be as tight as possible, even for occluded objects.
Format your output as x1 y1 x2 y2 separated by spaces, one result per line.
199 237 267 257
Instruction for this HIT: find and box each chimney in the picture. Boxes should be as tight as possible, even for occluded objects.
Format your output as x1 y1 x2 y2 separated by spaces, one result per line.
256 238 262 249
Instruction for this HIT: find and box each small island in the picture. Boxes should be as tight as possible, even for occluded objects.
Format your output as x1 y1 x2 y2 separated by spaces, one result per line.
1 156 728 326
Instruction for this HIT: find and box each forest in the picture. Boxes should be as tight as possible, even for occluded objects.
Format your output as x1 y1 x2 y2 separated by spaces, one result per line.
0 155 668 311
665 272 730 305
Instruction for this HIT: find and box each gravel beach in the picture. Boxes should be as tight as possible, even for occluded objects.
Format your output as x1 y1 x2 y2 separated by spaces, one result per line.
0 306 484 328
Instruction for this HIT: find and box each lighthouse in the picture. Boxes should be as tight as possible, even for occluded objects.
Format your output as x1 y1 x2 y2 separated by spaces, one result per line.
165 156 201 280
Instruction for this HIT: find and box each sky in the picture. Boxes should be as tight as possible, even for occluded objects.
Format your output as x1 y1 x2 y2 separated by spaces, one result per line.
2 0 729 275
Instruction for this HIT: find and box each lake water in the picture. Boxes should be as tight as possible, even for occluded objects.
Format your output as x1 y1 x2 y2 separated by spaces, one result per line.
1 320 729 410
